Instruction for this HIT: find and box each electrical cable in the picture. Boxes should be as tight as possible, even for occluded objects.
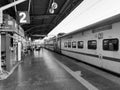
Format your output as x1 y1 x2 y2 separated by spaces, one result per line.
28 0 31 13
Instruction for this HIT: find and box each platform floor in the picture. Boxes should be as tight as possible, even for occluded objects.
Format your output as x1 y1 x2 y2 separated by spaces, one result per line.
0 49 120 90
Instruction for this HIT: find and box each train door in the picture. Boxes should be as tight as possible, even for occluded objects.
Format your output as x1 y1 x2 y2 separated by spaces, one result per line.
101 38 120 73
18 42 22 61
97 33 103 67
57 38 61 53
59 38 61 53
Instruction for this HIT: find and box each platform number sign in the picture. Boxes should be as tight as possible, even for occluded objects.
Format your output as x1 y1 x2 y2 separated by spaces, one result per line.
17 11 30 24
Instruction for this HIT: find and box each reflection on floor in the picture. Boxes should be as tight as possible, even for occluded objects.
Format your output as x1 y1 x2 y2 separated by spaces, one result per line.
0 49 87 90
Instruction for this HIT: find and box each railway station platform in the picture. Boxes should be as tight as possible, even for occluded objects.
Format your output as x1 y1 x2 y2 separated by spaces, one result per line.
0 49 120 90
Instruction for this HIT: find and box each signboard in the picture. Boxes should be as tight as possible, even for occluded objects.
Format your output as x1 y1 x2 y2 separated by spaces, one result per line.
17 11 30 24
0 18 16 32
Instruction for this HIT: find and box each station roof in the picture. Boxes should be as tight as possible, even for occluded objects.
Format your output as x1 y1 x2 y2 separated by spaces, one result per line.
61 14 120 38
1 0 83 40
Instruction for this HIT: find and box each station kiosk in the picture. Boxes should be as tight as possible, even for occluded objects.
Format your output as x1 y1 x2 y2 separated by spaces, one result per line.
0 14 25 71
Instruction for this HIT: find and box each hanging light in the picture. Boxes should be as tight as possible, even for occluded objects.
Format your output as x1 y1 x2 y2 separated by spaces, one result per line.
49 0 58 14
49 8 54 14
52 1 58 9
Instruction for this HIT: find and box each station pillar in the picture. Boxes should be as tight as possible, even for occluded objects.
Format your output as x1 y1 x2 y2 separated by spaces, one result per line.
18 42 22 61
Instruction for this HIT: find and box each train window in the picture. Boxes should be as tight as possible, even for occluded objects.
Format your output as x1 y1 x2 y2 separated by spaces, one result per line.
78 41 83 48
88 40 97 50
64 42 67 47
72 41 76 48
103 38 119 51
68 42 71 48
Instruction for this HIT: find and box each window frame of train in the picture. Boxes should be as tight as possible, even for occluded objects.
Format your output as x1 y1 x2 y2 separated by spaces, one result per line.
64 42 67 48
72 41 76 48
68 41 71 48
103 38 119 51
78 41 84 49
88 40 97 50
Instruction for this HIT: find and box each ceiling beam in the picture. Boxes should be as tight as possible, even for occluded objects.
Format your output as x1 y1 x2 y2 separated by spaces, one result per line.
31 34 47 37
59 0 71 14
29 29 48 34
31 14 58 20
53 0 83 25
52 0 70 23
46 0 53 13
25 24 54 33
8 0 14 3
42 0 53 23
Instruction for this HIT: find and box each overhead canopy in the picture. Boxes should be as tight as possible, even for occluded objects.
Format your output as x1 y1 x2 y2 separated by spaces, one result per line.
1 0 83 40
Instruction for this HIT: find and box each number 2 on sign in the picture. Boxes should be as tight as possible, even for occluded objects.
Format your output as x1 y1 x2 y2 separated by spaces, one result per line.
19 12 27 23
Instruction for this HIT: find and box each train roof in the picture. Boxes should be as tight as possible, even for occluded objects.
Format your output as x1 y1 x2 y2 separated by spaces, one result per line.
61 14 120 38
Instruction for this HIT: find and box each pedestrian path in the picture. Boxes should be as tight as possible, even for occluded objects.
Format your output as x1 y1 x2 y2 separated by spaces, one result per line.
0 49 87 90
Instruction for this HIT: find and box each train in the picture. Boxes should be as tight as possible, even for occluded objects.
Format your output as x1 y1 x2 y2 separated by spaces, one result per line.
44 14 120 74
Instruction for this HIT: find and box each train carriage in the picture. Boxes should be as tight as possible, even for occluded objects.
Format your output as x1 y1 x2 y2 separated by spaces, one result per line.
58 14 120 74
